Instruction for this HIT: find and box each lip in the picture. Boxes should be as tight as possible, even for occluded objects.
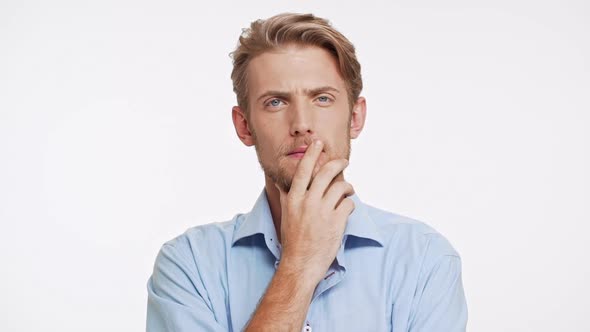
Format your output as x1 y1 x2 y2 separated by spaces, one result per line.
288 145 308 155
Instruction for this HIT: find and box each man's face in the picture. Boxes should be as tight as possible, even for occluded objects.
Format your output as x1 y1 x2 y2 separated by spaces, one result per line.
243 45 355 192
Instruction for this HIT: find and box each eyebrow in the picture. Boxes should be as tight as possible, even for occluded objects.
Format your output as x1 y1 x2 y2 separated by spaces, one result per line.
256 86 341 102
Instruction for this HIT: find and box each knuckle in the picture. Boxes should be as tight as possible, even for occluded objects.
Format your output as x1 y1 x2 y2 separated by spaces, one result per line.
326 182 342 194
336 160 348 171
304 196 319 208
344 182 353 192
287 195 300 206
325 161 341 173
336 181 353 193
336 182 348 192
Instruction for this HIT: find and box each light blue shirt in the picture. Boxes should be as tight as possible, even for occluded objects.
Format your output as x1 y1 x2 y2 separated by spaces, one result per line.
147 189 468 331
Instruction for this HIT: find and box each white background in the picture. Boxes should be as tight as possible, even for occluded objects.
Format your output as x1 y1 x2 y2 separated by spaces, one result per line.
1 1 588 331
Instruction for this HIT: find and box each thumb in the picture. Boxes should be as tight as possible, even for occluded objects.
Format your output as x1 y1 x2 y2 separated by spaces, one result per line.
274 183 287 207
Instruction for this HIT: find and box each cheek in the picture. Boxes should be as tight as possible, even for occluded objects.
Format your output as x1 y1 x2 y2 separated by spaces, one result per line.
319 111 350 135
256 133 287 158
324 128 350 152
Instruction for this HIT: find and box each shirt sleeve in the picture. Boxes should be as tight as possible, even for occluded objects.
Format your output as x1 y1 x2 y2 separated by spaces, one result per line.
146 243 227 332
408 254 468 332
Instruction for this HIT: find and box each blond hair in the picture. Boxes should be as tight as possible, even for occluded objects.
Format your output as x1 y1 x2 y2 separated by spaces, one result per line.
230 13 363 113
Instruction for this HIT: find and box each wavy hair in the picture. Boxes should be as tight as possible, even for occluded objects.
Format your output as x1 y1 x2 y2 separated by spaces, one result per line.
230 13 363 113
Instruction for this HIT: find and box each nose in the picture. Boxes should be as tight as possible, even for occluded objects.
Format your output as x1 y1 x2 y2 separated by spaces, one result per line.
289 101 314 137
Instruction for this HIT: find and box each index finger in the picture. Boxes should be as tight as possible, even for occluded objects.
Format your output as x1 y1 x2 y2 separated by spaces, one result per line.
289 139 323 197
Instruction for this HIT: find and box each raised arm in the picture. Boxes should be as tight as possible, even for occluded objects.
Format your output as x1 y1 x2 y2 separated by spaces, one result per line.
245 139 355 331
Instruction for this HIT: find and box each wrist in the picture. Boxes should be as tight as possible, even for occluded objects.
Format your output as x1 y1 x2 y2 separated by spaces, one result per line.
278 256 325 288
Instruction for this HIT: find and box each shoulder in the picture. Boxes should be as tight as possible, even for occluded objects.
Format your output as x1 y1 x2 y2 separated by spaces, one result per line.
166 218 237 248
364 203 461 261
158 216 242 268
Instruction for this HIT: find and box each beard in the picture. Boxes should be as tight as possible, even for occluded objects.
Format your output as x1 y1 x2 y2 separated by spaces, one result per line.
252 130 351 193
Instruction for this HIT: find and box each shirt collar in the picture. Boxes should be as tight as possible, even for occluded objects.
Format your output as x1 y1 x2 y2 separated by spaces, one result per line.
232 188 385 247
231 189 279 246
345 192 385 246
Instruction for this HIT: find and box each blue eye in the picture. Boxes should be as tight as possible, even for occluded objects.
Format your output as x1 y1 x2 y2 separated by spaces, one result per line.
317 96 331 103
269 99 282 107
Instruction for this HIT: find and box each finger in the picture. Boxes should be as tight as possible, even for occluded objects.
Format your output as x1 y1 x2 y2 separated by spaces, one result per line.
289 139 323 197
335 197 355 218
307 159 349 199
274 182 287 207
324 181 355 210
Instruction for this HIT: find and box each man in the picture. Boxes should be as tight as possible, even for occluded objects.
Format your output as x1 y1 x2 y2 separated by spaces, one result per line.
147 13 468 332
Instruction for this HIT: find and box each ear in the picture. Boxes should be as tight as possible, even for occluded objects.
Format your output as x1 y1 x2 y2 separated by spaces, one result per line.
349 97 367 139
232 106 255 146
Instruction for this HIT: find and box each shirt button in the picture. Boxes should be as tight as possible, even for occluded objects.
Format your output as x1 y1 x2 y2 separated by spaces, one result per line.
303 326 312 332
274 260 280 269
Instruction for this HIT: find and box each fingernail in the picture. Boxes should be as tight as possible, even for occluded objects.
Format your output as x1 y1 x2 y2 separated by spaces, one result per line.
315 140 323 148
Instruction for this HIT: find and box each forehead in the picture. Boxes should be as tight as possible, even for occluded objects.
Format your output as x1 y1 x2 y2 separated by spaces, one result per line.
246 45 346 96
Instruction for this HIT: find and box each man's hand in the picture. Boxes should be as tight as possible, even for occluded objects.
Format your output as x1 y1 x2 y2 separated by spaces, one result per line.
244 139 354 332
276 139 355 284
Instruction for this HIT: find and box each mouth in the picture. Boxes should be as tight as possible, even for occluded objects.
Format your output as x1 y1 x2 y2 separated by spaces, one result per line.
287 145 308 159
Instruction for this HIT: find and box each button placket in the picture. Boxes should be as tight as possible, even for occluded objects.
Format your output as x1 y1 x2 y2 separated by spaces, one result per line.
267 237 282 262
303 322 312 332
311 266 345 303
